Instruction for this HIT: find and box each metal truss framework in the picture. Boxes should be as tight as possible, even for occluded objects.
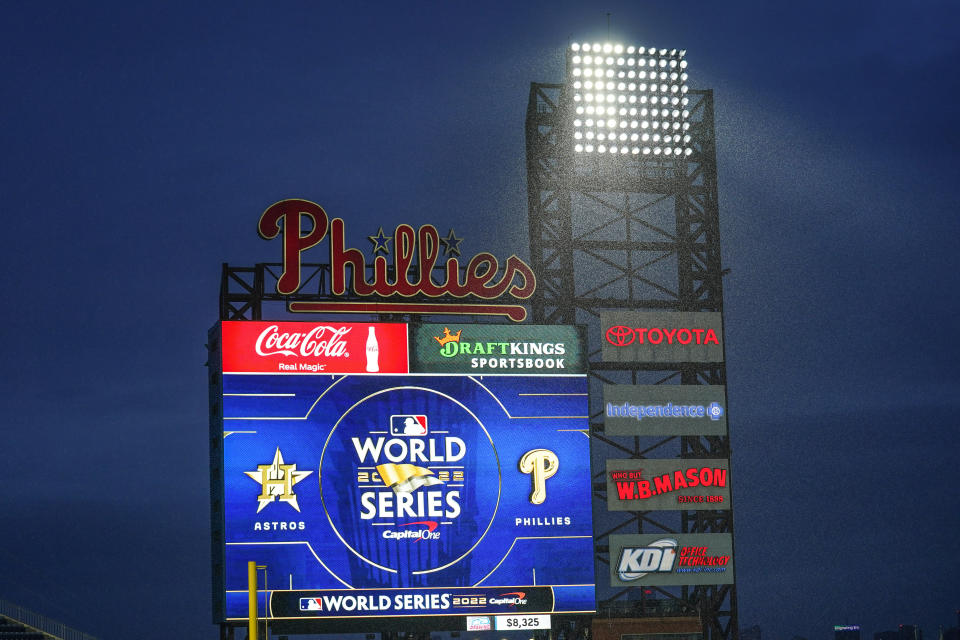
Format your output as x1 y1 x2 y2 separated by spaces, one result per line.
525 83 738 640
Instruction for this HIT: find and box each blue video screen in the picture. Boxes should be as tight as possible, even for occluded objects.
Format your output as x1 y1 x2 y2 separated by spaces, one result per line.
216 371 594 621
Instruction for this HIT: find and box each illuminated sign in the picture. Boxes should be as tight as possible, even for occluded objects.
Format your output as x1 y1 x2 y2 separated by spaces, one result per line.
609 533 734 586
220 321 408 374
258 199 536 321
606 459 730 510
495 614 551 631
211 321 594 623
409 324 586 374
601 312 724 363
604 385 726 436
467 616 492 631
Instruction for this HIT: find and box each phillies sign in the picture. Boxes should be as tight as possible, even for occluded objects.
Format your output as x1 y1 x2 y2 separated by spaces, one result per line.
258 199 536 321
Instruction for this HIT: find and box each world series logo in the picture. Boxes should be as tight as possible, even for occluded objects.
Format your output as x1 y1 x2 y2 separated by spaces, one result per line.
318 386 501 578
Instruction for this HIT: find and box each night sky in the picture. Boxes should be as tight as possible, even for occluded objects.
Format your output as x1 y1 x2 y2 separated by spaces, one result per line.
1 3 958 640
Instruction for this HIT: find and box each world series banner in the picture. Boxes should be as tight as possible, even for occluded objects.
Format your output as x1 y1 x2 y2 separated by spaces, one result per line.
210 321 595 623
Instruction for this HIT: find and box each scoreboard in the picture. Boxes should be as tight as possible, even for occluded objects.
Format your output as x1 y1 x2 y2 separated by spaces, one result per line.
209 321 594 625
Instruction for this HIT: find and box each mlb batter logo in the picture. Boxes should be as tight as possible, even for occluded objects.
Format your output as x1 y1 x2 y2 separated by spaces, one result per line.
390 414 428 436
300 597 322 611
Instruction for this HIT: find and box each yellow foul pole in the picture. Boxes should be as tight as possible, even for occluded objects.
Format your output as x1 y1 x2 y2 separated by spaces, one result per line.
248 561 258 640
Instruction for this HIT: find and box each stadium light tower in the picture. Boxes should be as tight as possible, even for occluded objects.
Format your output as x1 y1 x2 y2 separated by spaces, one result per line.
526 39 736 640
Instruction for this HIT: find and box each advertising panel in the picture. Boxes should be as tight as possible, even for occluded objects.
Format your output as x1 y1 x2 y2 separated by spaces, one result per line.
466 616 491 631
609 533 733 587
409 324 586 374
604 385 727 436
211 321 594 623
601 312 724 363
606 459 730 511
220 321 409 374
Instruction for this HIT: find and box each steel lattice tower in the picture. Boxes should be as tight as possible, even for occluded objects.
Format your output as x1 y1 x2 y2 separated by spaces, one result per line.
525 79 738 640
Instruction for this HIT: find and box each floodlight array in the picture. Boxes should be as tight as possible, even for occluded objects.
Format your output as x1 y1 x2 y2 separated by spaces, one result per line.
567 42 692 158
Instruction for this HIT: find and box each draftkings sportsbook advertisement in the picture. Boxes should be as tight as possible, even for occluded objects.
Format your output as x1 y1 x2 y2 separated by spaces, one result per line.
209 321 594 625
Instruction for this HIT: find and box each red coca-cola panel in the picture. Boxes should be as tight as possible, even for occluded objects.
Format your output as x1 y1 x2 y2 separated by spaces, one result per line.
220 321 408 374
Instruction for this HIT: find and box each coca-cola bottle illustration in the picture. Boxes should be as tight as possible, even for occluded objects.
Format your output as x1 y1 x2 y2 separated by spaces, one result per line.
365 326 380 372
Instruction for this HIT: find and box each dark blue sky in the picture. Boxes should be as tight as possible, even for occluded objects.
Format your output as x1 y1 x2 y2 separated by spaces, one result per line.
1 2 957 639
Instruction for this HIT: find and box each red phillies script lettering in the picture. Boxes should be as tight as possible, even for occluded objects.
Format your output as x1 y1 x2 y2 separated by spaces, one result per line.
258 200 330 295
605 325 719 346
258 199 536 301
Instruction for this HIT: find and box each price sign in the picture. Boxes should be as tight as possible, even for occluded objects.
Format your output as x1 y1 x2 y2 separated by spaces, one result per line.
494 614 551 631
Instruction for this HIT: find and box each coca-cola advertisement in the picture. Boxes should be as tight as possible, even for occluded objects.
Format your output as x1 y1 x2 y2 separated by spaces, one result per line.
220 321 408 374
